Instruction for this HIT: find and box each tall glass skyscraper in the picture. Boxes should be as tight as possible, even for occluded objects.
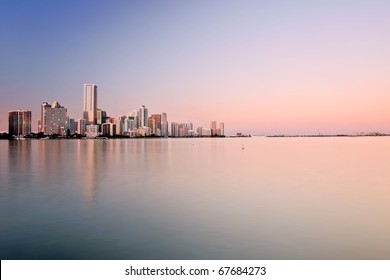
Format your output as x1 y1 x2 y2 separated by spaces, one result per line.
83 84 97 125
8 110 31 136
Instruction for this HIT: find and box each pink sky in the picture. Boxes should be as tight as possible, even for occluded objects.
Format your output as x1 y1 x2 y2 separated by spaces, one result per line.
1 1 389 135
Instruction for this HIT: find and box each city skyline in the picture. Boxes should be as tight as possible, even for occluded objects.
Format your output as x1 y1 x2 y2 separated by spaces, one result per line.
1 1 390 135
3 83 225 138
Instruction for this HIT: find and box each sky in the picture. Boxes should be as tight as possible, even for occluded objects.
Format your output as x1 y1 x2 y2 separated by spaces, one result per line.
1 0 389 135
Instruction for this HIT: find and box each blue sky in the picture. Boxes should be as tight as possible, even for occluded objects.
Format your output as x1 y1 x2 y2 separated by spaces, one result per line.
1 0 390 134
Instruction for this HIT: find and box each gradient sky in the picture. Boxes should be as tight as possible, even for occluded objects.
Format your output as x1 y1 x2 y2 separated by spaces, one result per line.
1 0 389 135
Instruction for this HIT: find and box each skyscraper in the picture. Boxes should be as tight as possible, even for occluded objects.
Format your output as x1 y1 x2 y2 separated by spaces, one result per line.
126 110 138 133
83 84 97 125
8 110 31 136
68 118 76 135
219 123 225 136
210 121 217 136
171 122 179 137
77 118 86 135
41 101 68 136
161 112 168 137
97 108 106 127
39 102 51 133
149 114 162 136
138 105 148 128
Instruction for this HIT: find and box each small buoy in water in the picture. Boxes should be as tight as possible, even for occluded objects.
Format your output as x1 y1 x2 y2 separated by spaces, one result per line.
241 144 245 150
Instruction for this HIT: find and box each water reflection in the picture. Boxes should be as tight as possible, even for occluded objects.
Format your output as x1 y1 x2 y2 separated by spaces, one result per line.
1 137 390 259
76 140 98 202
6 141 33 195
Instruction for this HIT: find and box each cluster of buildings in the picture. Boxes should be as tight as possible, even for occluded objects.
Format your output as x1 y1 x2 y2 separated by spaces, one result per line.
7 84 225 138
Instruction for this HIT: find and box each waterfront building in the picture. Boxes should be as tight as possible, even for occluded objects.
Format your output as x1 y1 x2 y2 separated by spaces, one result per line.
136 126 151 137
128 112 138 131
8 110 31 136
219 123 225 136
118 116 127 135
117 116 127 135
151 114 161 126
138 105 148 128
210 121 217 136
127 130 138 137
170 122 193 137
148 116 157 136
77 118 86 135
185 122 193 131
161 112 167 123
41 101 68 136
178 123 188 137
161 121 168 137
202 127 211 136
101 123 109 136
97 108 107 128
83 84 98 125
39 102 51 133
149 114 163 136
197 127 211 137
118 114 138 136
73 121 78 135
161 112 168 137
68 118 76 135
187 130 195 136
102 123 116 136
86 125 99 138
171 122 179 137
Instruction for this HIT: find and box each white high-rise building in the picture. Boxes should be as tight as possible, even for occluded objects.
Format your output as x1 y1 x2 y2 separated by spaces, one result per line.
39 102 51 133
77 118 86 135
83 84 97 125
161 112 168 137
138 105 148 128
171 122 179 137
41 101 68 136
210 121 217 136
86 125 99 138
219 123 225 136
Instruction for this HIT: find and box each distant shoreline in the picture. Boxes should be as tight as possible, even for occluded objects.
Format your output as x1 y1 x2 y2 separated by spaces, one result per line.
2 134 390 140
266 133 389 138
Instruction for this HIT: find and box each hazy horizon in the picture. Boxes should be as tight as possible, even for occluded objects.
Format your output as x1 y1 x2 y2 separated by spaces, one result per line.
1 0 389 135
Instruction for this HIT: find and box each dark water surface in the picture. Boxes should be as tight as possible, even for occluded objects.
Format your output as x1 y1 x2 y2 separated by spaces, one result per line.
1 137 390 259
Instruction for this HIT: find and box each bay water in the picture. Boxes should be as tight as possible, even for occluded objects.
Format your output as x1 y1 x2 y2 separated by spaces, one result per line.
1 137 389 259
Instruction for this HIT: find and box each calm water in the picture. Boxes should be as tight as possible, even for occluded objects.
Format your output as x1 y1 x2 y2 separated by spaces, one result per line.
1 137 390 259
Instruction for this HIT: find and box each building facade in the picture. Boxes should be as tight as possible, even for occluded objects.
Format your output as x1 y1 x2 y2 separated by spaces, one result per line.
210 121 217 136
40 101 68 136
39 102 51 133
77 118 86 135
8 110 31 136
68 118 76 135
161 112 169 137
86 125 99 138
102 123 116 136
97 108 107 128
138 105 148 128
219 123 225 136
83 84 98 125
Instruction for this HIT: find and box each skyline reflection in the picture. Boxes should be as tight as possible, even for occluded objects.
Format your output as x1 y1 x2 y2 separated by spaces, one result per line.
1 137 390 259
